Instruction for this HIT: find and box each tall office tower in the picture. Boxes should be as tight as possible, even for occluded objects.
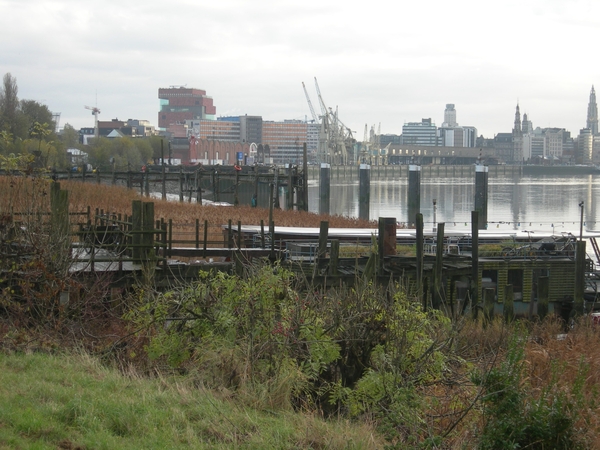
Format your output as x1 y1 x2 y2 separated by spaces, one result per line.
522 113 533 134
587 86 598 135
442 104 457 127
402 118 438 146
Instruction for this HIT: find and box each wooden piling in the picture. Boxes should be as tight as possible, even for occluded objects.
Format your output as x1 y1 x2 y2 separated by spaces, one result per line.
474 165 489 230
319 163 331 216
359 164 370 221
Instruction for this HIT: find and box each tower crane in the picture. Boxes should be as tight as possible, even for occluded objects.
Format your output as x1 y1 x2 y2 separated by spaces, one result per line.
84 105 101 139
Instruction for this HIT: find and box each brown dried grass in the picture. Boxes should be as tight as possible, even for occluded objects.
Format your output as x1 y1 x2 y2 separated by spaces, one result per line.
54 179 376 229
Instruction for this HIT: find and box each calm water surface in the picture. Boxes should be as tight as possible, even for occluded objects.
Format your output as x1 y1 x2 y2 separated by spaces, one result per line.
307 174 600 233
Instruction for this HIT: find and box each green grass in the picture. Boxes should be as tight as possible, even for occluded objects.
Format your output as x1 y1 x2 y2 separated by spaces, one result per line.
0 351 380 449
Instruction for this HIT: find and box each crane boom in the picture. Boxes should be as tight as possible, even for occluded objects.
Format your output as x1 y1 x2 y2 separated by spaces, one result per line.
314 77 328 117
302 82 319 124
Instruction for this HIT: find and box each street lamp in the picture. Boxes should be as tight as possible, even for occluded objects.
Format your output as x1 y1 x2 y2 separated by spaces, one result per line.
433 198 437 232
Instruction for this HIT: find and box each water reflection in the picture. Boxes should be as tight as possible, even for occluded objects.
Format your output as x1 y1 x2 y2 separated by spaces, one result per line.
307 175 600 232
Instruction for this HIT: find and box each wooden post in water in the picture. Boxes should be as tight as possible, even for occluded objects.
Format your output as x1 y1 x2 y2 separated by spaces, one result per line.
329 239 339 276
253 167 259 208
302 143 309 211
179 167 184 202
131 200 142 262
203 220 208 258
319 163 331 215
433 223 445 310
378 217 397 276
574 240 586 316
471 211 480 320
416 213 424 310
474 165 489 230
142 202 154 262
161 139 166 201
538 276 549 320
408 165 421 226
358 164 370 221
314 220 329 277
287 163 294 210
196 170 202 204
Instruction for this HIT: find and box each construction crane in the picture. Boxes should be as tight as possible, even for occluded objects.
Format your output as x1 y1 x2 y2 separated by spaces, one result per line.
310 78 355 165
302 82 319 124
84 105 101 139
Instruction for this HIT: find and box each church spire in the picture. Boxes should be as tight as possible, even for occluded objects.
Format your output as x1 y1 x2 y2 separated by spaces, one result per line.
587 85 598 135
513 103 522 136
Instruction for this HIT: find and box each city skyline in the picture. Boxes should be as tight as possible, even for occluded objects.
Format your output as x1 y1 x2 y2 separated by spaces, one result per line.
2 0 600 139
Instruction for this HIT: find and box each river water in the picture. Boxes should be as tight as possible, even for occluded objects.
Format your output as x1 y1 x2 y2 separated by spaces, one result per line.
307 174 600 234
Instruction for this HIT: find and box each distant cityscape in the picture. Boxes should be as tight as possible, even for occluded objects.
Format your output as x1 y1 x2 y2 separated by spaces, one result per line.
77 85 600 167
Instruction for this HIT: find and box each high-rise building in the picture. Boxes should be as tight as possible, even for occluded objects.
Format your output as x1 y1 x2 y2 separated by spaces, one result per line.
262 120 310 164
577 128 593 164
442 104 457 128
587 86 598 135
158 87 216 130
401 118 438 146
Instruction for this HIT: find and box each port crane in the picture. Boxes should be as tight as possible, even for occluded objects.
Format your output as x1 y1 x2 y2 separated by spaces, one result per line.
301 78 355 164
84 105 101 139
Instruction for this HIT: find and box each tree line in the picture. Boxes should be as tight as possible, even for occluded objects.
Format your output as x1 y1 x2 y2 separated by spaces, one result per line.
0 72 165 171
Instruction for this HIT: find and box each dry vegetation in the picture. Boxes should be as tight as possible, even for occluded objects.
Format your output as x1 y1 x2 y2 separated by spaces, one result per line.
48 179 376 229
4 175 600 447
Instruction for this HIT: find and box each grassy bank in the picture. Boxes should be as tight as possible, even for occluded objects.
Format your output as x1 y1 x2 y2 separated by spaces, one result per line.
0 351 381 449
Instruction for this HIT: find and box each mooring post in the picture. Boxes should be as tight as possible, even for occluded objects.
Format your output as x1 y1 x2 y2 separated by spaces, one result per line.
234 169 240 206
314 220 329 277
287 163 294 210
433 223 445 310
302 143 309 211
319 163 331 216
203 219 208 258
161 139 166 201
359 164 370 221
471 211 480 320
408 164 421 226
416 213 424 310
574 240 587 316
474 164 489 230
142 202 154 262
253 167 259 208
179 167 184 202
329 239 340 276
196 171 202 204
131 200 142 262
378 217 397 276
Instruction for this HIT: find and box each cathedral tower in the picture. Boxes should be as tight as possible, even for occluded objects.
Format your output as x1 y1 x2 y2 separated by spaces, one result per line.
587 85 598 135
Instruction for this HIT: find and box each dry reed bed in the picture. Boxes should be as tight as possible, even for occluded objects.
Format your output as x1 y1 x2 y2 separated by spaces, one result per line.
0 177 376 230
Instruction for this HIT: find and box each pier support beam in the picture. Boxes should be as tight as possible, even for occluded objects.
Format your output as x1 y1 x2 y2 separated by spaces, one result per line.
474 165 488 230
359 164 370 221
408 165 421 226
319 163 331 215
378 217 397 276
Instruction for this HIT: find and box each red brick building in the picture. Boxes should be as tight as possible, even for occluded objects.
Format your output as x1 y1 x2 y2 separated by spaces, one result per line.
158 87 216 130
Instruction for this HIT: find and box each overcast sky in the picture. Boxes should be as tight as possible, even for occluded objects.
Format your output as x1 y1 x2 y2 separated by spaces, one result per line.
2 0 599 139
